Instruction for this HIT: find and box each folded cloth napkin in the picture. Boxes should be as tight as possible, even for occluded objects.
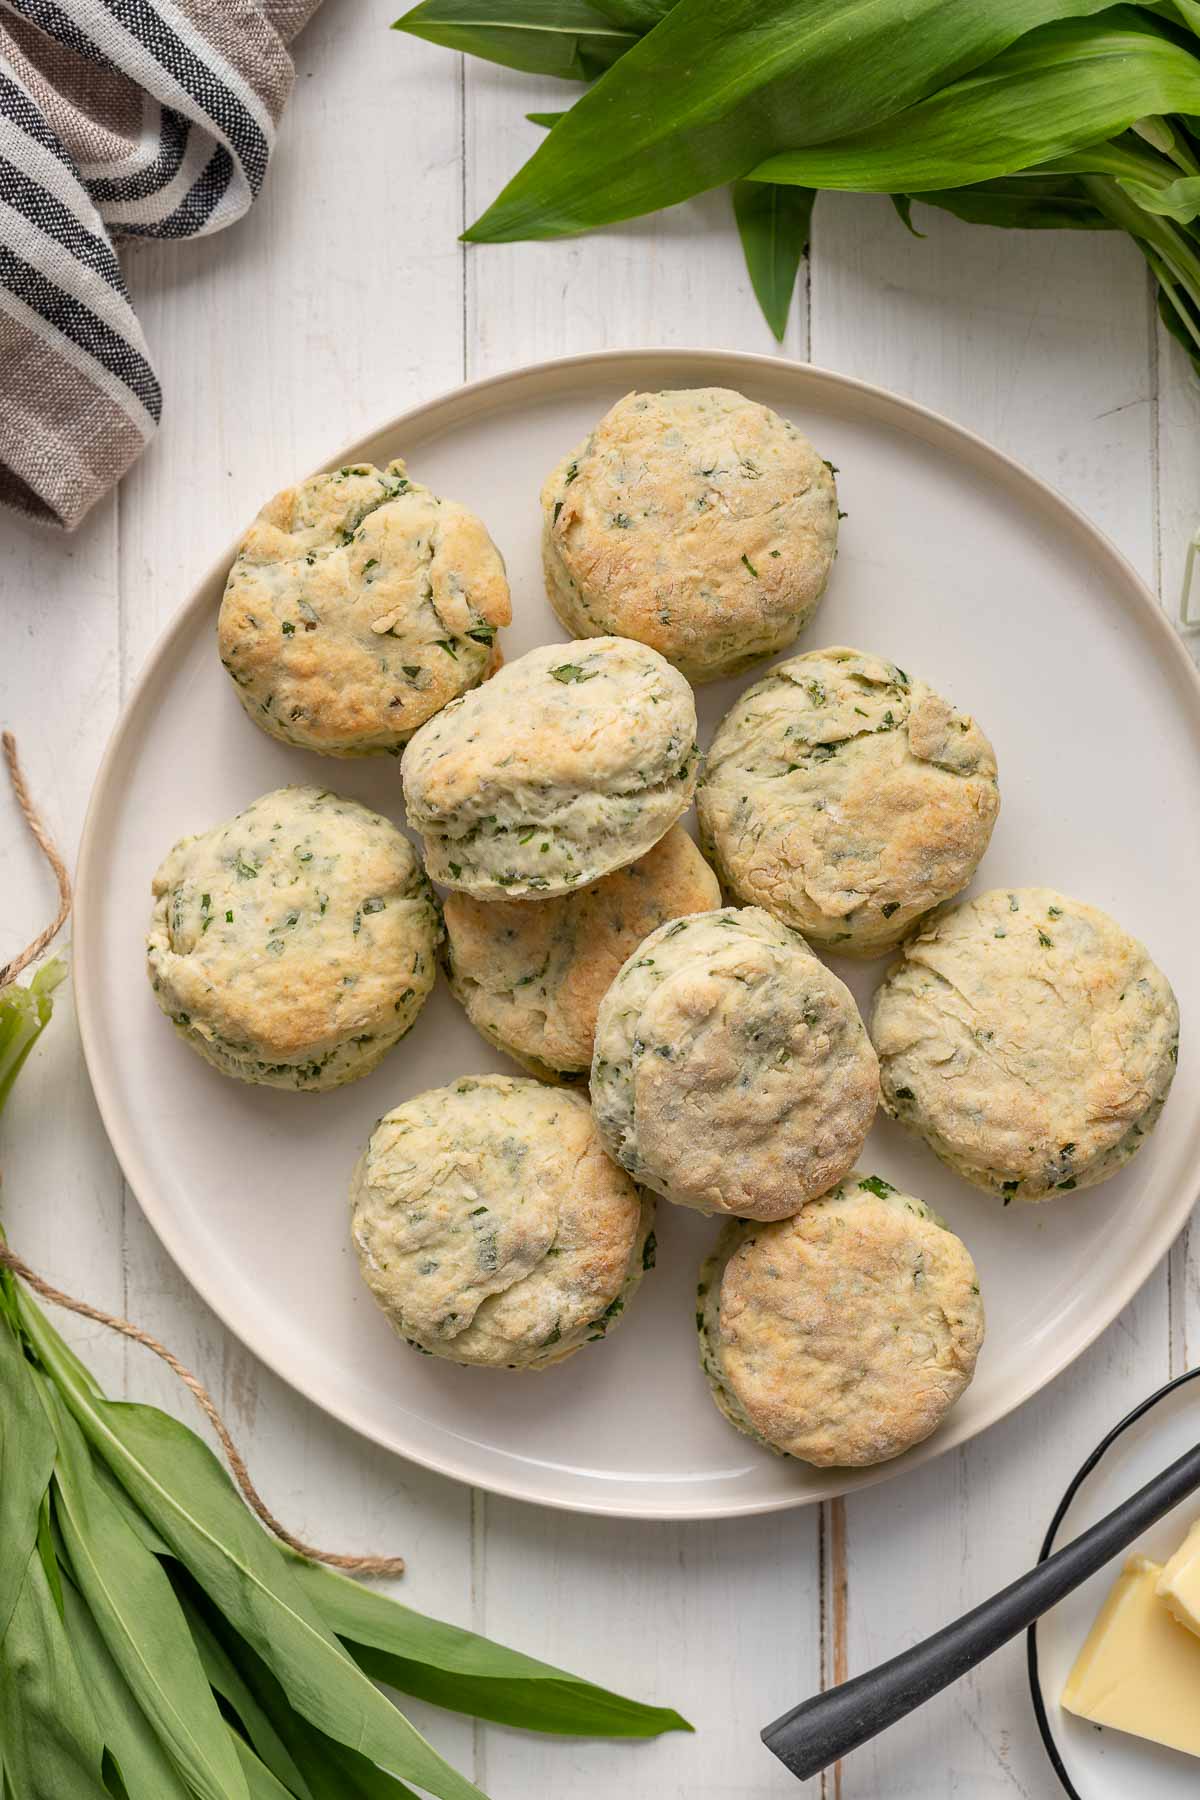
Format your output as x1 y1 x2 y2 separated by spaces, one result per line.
0 0 320 530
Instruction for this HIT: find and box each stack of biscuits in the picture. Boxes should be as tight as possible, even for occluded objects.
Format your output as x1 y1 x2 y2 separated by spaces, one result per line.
146 387 1179 1468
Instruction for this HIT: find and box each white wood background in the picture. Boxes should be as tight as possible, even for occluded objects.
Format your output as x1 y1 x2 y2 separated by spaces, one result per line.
3 7 1200 1795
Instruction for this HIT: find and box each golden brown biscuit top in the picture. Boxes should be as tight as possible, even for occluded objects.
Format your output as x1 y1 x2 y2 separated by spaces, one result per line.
218 460 510 752
542 388 837 676
350 1075 646 1364
711 1174 983 1465
443 826 720 1076
871 886 1179 1193
147 785 438 1065
592 907 878 1219
698 647 999 953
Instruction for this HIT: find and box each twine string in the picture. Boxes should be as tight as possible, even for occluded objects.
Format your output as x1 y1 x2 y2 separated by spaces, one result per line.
0 731 404 1577
0 732 72 991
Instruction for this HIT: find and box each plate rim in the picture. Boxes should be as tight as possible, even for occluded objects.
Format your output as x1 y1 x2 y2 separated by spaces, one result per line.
1027 1366 1200 1798
73 345 1200 1520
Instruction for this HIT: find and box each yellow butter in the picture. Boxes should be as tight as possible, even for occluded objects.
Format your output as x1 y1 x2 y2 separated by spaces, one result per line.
1061 1555 1200 1759
1157 1517 1200 1636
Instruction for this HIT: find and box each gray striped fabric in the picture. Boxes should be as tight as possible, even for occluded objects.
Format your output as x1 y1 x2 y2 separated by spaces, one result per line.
0 0 319 529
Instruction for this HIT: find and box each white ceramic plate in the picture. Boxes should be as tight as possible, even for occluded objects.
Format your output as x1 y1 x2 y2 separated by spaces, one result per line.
1030 1370 1200 1797
74 349 1200 1520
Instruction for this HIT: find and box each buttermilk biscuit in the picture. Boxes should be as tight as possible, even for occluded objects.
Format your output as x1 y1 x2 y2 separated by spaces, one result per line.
401 636 700 898
541 388 838 682
350 1075 654 1368
443 827 720 1081
697 647 999 957
218 460 510 755
871 887 1180 1202
697 1172 984 1466
146 785 439 1090
590 906 878 1220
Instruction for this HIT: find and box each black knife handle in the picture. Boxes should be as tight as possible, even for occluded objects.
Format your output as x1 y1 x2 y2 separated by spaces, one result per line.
762 1438 1200 1782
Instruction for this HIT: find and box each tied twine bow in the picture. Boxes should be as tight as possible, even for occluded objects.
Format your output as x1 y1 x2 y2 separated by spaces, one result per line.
0 732 404 1577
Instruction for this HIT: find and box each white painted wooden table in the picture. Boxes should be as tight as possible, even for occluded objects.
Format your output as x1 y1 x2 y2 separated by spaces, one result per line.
3 9 1199 1795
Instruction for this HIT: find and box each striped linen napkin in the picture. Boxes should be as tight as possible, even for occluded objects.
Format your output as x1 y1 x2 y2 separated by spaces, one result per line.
0 0 320 531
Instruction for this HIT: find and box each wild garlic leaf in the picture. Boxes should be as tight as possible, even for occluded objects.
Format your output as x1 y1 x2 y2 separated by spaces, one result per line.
0 1305 56 1642
59 1577 192 1800
585 0 672 27
748 17 1200 192
394 0 637 81
731 180 815 339
42 1384 249 1800
1116 171 1200 221
286 1555 692 1737
0 1532 110 1800
17 1290 487 1800
181 1582 316 1800
230 1732 308 1800
465 0 1125 240
176 1576 422 1800
912 174 1112 229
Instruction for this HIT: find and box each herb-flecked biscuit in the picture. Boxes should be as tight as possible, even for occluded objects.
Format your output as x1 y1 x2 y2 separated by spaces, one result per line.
871 887 1180 1202
697 1172 984 1467
698 648 999 957
541 388 839 683
146 786 440 1090
443 827 720 1081
350 1075 654 1369
591 906 878 1220
401 636 700 898
218 460 510 756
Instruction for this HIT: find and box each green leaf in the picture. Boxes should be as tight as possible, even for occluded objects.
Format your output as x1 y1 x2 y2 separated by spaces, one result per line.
176 1573 422 1800
0 1306 57 1642
750 14 1200 192
58 1574 192 1800
0 957 65 1118
0 1534 110 1799
586 0 672 26
731 180 814 338
16 1287 488 1800
912 174 1113 227
889 192 926 236
393 0 637 80
465 0 1128 240
287 1555 693 1738
35 1489 64 1617
527 110 566 126
231 1733 307 1800
1117 171 1200 219
41 1382 250 1800
183 1586 316 1799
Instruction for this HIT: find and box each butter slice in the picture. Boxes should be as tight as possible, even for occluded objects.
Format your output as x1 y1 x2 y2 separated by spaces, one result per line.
1062 1555 1200 1759
1157 1517 1200 1636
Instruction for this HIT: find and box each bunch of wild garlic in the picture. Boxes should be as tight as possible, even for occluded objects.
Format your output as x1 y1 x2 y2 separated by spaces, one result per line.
0 966 688 1800
398 0 1200 353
